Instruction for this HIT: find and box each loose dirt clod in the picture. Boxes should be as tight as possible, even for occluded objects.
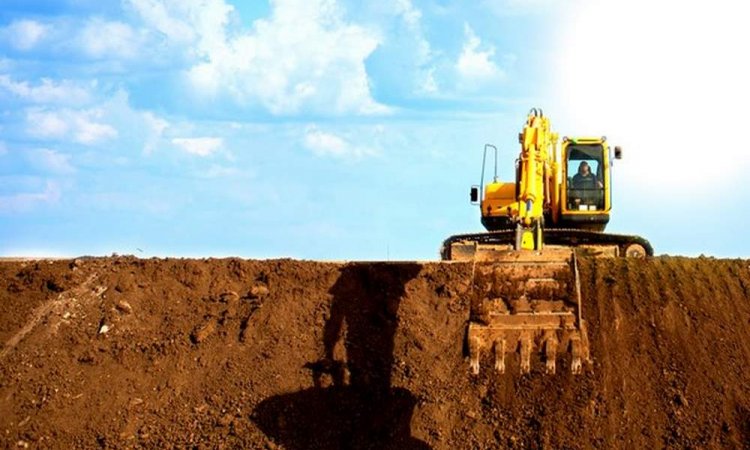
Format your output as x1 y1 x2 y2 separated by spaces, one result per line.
190 320 216 344
0 257 748 449
249 284 269 299
220 291 240 303
115 300 133 314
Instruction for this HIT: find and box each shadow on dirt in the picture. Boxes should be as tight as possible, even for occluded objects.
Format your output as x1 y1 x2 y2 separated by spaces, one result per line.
253 262 429 449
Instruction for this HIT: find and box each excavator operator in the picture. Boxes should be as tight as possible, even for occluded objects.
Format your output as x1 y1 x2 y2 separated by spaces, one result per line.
571 161 603 189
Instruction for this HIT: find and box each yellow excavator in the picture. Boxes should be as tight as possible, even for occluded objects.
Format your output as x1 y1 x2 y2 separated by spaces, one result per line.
443 108 652 375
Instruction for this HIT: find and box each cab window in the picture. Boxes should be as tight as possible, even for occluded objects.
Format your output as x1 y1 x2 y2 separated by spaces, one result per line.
566 145 604 211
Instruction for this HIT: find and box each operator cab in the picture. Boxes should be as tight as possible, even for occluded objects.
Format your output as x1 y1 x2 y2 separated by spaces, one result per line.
559 140 611 231
566 145 605 211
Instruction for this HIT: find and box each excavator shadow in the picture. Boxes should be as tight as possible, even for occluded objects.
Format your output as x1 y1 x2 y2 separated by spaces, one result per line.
253 262 429 450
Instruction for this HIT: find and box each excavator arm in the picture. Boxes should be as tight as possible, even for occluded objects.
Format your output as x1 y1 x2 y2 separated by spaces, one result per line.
507 109 558 250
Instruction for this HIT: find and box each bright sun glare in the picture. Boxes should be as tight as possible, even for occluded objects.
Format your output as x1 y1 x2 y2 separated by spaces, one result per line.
554 0 750 195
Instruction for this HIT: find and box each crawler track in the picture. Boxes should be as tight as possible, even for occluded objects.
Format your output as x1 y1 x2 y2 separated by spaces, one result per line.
441 228 654 260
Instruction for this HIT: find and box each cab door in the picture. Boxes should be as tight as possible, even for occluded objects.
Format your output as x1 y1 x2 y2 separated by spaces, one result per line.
560 139 611 230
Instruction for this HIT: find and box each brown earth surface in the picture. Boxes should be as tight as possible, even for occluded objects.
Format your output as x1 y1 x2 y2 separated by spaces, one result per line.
1 256 749 449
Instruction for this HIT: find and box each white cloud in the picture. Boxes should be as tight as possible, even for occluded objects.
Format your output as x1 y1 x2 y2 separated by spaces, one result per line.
200 164 243 178
303 125 377 159
482 0 564 16
74 114 118 144
0 141 7 156
142 111 170 154
304 127 347 157
172 137 223 156
26 110 69 138
77 19 141 59
5 20 48 51
25 108 118 145
26 149 75 175
3 17 147 62
554 0 750 192
129 0 387 115
393 0 438 95
127 0 200 44
394 0 427 51
0 75 92 105
419 67 439 95
456 24 503 86
0 180 61 213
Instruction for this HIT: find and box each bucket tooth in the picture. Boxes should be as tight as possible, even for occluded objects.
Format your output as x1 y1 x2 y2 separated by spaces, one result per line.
571 357 582 374
580 322 591 364
469 332 483 375
544 331 558 374
519 333 532 374
570 335 582 375
493 337 506 373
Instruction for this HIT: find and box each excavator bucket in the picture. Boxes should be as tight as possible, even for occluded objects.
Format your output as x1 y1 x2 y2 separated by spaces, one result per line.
464 248 591 375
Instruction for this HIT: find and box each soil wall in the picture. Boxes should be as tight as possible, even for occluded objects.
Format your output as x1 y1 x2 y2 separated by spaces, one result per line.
1 256 749 449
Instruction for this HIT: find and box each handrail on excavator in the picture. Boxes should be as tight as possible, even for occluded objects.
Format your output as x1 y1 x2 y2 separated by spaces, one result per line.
480 143 498 201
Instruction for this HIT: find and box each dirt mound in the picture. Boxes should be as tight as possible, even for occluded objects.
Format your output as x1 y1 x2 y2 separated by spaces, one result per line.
1 256 749 449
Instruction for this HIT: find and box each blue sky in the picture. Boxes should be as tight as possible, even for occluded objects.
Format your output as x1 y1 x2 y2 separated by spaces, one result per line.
1 0 749 259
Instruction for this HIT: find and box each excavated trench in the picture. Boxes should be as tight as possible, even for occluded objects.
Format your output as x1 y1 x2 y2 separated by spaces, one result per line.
1 256 749 449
